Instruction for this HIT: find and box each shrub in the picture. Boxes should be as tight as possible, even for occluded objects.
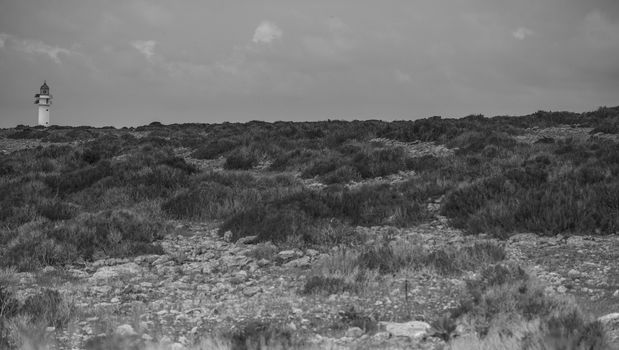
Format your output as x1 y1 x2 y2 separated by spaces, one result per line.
1 210 167 269
224 320 293 350
192 138 239 159
0 283 19 319
44 161 113 196
20 289 74 328
224 147 259 170
356 242 401 274
445 262 608 348
37 201 78 221
301 276 357 295
335 306 378 333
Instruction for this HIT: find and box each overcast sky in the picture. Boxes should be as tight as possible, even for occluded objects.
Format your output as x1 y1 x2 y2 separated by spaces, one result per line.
1 1 619 127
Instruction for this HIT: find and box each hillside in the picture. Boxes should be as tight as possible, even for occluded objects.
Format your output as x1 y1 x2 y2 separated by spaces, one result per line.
1 107 619 349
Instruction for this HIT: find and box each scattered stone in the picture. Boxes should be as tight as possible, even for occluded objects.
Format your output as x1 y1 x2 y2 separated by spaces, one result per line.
373 332 390 341
380 321 431 340
567 269 581 278
599 313 619 324
90 263 140 281
230 270 248 284
115 324 137 337
345 327 364 338
169 343 185 350
284 256 311 268
257 259 271 267
306 249 319 257
599 313 619 345
277 250 298 260
242 286 261 297
236 235 259 245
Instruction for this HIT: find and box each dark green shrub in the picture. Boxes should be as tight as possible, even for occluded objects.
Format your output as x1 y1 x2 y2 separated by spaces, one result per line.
335 306 378 333
225 320 293 350
356 243 401 274
44 161 113 196
301 276 356 295
192 139 239 159
38 201 78 221
224 148 258 170
322 165 362 184
20 289 74 328
0 284 19 319
7 129 50 139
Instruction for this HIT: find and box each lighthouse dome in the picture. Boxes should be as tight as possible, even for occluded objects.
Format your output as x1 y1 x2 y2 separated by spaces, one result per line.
40 81 49 95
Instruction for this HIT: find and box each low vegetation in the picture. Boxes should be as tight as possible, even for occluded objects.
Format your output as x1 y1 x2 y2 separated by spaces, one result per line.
444 263 607 348
0 107 617 347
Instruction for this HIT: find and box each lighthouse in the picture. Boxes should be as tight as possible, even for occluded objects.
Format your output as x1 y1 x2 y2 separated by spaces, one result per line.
34 81 52 126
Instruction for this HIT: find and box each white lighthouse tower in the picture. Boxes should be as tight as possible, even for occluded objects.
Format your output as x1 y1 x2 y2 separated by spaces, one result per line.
34 81 52 126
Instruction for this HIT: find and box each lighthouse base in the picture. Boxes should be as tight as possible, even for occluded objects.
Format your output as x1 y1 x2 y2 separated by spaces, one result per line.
38 106 50 126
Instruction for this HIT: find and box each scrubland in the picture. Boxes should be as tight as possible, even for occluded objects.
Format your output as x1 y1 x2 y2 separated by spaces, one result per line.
0 107 618 349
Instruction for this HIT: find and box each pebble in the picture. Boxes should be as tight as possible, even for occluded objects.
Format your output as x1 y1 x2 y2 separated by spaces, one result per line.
115 324 137 337
345 327 364 338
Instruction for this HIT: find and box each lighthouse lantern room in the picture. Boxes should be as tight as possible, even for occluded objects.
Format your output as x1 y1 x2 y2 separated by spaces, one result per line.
34 81 52 126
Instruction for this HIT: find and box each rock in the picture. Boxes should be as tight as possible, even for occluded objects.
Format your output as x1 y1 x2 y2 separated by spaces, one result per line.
566 236 585 246
598 313 619 345
345 327 364 338
380 321 431 339
68 269 89 279
90 262 140 281
230 270 248 284
614 290 619 297
306 249 319 257
236 235 259 245
277 250 298 260
115 324 137 337
373 332 390 341
508 233 538 243
170 343 185 350
257 259 271 267
599 313 619 323
153 256 171 266
284 256 311 268
243 286 261 297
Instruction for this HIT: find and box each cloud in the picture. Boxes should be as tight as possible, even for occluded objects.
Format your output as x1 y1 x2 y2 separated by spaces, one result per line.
395 69 412 83
130 1 172 26
512 27 534 40
0 33 8 48
582 10 619 49
303 17 355 61
0 33 75 63
252 21 283 44
131 40 157 60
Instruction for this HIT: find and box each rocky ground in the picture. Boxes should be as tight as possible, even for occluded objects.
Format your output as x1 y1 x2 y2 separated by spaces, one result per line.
6 217 619 349
2 126 619 349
